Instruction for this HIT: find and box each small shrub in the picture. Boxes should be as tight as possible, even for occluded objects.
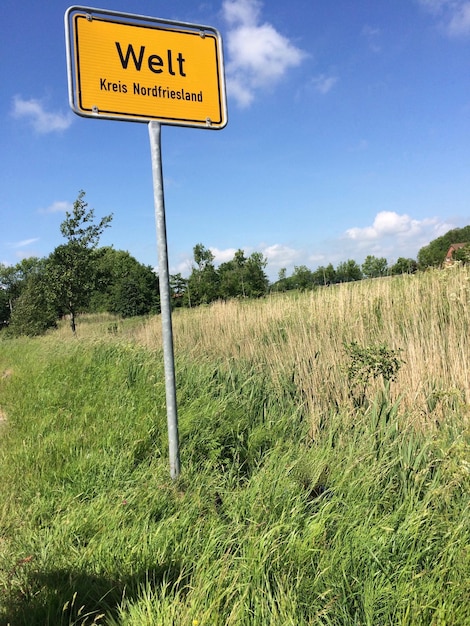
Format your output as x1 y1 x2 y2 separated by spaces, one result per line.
344 341 404 406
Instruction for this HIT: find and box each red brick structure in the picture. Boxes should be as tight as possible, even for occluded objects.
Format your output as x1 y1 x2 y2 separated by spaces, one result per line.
444 243 469 265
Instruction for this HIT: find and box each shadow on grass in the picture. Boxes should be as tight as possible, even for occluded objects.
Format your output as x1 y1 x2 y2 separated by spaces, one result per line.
3 562 185 626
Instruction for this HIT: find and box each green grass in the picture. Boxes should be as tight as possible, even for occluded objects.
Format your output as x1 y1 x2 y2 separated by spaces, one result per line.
0 328 469 624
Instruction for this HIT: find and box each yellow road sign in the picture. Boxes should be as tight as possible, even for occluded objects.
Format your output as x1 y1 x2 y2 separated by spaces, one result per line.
65 7 227 128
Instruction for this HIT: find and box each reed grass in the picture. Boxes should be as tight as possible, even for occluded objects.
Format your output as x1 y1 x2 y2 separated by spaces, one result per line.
138 266 470 430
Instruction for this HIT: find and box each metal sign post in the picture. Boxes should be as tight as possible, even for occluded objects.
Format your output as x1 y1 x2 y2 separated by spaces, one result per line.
148 121 180 479
65 6 227 478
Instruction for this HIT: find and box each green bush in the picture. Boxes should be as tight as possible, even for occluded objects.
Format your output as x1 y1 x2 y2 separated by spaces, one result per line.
344 341 404 406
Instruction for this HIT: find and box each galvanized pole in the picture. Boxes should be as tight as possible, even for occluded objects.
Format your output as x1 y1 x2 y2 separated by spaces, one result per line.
148 121 181 479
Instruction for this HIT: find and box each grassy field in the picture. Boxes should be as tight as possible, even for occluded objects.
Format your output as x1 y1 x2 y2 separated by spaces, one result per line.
0 267 469 625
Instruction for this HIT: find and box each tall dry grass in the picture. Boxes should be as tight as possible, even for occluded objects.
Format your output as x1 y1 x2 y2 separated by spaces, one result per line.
138 267 470 428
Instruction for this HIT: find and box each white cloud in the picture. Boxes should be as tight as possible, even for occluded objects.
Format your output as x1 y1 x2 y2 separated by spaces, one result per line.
258 213 456 274
362 25 381 37
222 0 306 106
345 211 426 240
38 201 72 214
2 239 41 263
418 0 450 14
447 2 470 35
361 25 382 52
223 0 261 26
225 77 256 107
12 96 73 133
9 238 39 249
311 74 338 95
418 0 470 36
343 211 455 261
171 258 193 276
345 210 447 242
349 139 369 152
210 246 238 263
261 243 301 268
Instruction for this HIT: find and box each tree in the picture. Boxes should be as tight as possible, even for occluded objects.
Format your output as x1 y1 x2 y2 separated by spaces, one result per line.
417 225 470 268
47 243 93 331
361 255 388 279
272 267 292 292
454 244 470 264
218 260 239 299
170 273 187 307
218 250 268 299
9 268 57 336
111 264 159 318
291 265 314 291
244 252 269 297
218 249 246 299
233 249 248 296
390 257 417 275
193 243 215 271
184 245 269 305
0 258 43 321
48 191 112 332
90 248 160 317
313 263 336 286
60 191 113 247
0 287 9 328
187 243 219 305
336 259 362 283
0 263 21 318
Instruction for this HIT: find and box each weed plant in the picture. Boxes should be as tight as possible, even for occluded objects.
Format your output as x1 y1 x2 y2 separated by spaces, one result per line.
0 268 469 624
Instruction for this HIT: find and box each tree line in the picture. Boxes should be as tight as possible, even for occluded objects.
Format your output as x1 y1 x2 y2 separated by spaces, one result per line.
272 256 415 292
0 192 271 336
1 191 469 336
0 192 159 336
170 244 270 308
271 224 470 292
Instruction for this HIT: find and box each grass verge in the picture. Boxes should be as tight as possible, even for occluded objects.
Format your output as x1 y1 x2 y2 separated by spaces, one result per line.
0 331 469 624
1 269 470 624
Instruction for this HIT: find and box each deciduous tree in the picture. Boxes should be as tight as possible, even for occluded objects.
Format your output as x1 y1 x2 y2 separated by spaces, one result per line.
244 252 269 297
390 257 417 275
454 244 470 264
0 258 43 320
48 191 112 332
170 273 187 308
187 243 219 305
362 255 388 279
90 247 160 317
336 259 362 283
9 266 57 336
291 265 314 291
313 263 336 286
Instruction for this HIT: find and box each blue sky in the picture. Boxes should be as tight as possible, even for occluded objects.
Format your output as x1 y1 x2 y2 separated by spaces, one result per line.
2 0 470 280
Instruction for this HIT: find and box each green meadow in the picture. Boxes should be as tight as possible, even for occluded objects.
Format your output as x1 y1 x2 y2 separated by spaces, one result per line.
0 267 469 625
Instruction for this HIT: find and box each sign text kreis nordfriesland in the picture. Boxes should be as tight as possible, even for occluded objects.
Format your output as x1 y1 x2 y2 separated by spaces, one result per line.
65 7 227 128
